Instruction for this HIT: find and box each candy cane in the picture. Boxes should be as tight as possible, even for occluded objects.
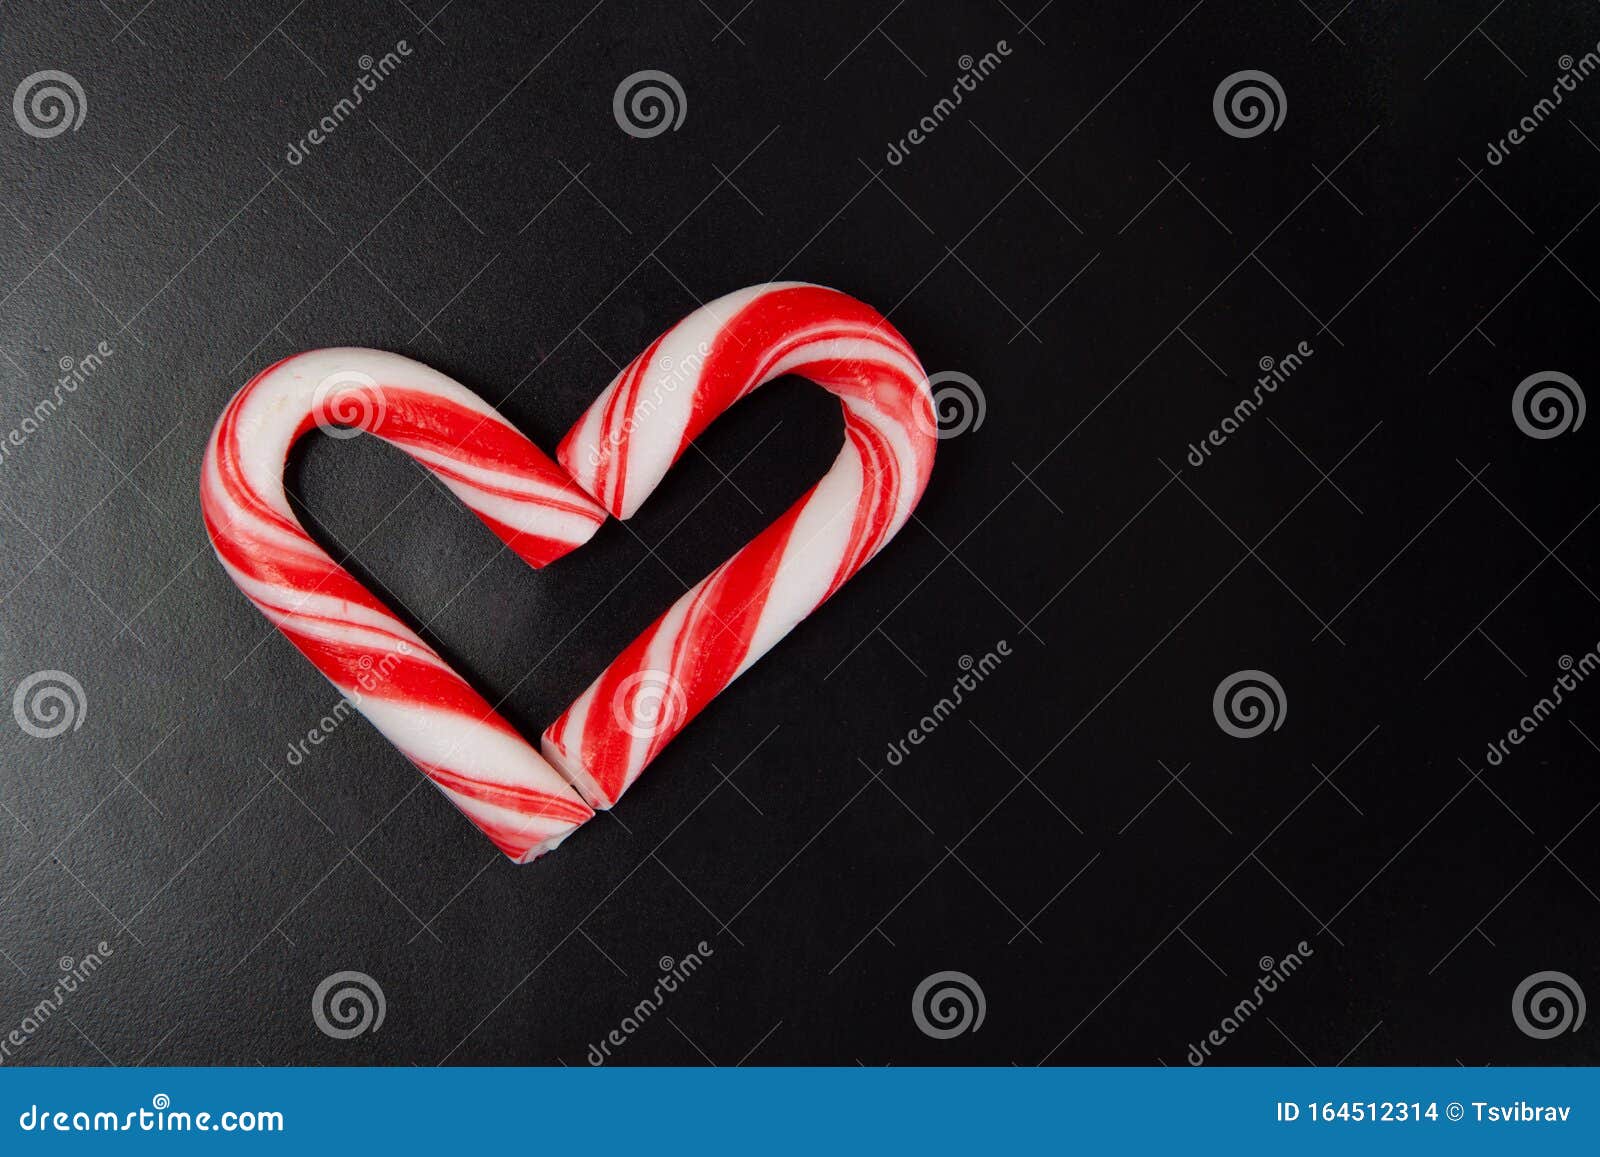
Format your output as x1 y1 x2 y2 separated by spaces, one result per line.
200 349 607 862
543 283 938 807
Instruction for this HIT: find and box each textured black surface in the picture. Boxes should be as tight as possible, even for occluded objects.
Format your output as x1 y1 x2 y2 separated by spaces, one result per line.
1 1 1599 1066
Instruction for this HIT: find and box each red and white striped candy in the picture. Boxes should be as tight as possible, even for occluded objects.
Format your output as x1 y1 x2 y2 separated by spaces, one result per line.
543 282 938 807
205 285 936 858
200 349 606 862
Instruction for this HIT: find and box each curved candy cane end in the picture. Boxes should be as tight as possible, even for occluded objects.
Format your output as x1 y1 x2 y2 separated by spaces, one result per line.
555 407 637 522
204 350 604 861
511 824 580 864
539 731 618 811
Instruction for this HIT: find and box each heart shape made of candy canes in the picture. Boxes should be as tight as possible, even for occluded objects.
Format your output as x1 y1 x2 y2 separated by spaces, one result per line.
201 283 937 862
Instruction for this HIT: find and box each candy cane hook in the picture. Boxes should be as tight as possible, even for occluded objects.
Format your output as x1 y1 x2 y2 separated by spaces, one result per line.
200 349 606 862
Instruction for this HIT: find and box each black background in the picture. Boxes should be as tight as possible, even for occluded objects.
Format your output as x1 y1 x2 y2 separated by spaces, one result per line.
2 0 1600 1066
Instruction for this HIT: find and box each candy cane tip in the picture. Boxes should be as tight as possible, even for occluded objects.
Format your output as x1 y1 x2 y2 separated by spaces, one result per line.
513 827 578 863
539 736 616 810
206 347 604 862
